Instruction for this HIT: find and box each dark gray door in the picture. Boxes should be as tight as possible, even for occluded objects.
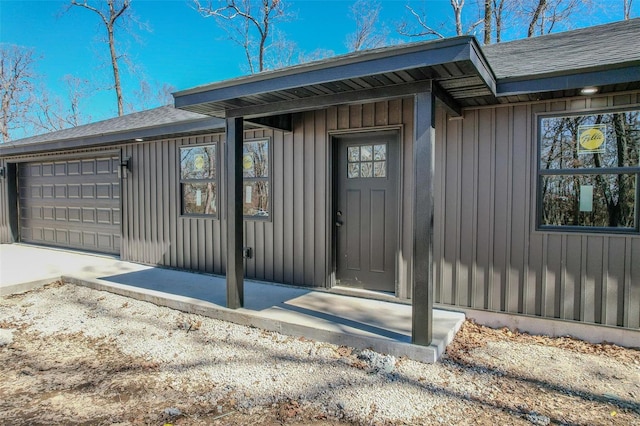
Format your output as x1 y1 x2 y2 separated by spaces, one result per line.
335 132 398 292
18 156 121 254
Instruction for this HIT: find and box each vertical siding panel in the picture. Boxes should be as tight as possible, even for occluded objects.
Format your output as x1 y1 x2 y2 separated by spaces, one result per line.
629 239 640 328
564 235 581 320
314 109 327 288
124 145 134 261
283 119 296 284
583 236 604 323
169 139 179 268
401 98 414 299
245 221 256 277
362 103 375 128
304 111 316 286
375 101 388 126
433 110 445 303
458 115 475 307
338 105 349 129
441 108 459 305
174 140 184 269
606 237 625 326
272 129 284 282
205 220 214 273
475 109 492 310
510 105 528 312
493 107 509 311
144 142 152 264
293 114 305 285
161 140 170 266
545 234 562 318
149 142 158 263
349 105 362 129
134 143 143 262
388 99 402 125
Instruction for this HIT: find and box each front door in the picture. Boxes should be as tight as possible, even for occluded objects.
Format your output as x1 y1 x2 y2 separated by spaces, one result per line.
335 131 399 292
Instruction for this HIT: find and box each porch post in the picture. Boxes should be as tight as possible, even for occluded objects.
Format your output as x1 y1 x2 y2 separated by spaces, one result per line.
412 91 435 346
226 116 244 309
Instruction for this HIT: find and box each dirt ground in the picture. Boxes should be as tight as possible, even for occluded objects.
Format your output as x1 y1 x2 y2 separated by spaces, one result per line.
0 282 638 425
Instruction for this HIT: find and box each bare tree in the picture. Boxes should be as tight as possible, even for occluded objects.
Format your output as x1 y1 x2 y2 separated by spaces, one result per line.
0 44 38 143
492 0 508 42
398 1 482 40
346 0 387 52
127 80 176 113
68 0 131 116
32 75 93 132
624 0 633 19
396 5 445 39
193 0 287 73
483 0 492 44
518 0 584 37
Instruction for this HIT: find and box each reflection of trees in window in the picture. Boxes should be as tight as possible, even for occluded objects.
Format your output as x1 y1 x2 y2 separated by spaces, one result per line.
539 110 639 230
243 139 270 218
180 145 218 216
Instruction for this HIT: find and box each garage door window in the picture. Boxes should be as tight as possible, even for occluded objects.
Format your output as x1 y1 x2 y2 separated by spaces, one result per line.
180 144 218 217
538 109 640 232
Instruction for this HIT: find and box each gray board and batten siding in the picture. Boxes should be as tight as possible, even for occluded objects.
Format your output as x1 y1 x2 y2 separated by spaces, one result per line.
1 93 640 331
120 99 417 299
434 92 640 330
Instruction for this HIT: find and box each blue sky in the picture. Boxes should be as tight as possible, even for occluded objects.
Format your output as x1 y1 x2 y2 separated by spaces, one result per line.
1 0 638 135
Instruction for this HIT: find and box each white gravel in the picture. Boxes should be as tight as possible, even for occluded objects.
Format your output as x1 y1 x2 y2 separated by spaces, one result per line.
2 283 638 425
0 284 455 423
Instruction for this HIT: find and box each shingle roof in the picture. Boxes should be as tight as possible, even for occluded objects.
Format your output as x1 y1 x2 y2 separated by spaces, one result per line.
483 18 640 80
0 105 225 156
6 105 218 146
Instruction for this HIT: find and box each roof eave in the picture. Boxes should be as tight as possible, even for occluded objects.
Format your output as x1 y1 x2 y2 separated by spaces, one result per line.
0 116 225 157
495 62 640 97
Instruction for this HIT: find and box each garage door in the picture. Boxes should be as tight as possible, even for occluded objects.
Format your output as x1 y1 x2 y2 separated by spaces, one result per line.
18 156 121 254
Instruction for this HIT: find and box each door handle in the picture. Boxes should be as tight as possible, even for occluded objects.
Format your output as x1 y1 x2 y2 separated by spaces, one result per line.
336 210 343 227
336 220 343 227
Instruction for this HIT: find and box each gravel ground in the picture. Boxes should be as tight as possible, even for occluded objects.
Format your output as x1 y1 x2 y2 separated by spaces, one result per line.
0 281 639 425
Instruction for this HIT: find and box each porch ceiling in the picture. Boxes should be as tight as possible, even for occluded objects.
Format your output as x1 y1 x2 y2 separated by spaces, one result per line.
174 37 497 119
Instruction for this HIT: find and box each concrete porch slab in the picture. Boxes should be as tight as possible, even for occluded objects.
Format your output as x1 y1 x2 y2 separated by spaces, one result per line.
1 244 464 362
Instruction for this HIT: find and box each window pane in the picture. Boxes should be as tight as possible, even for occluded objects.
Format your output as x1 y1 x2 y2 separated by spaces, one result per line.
180 145 216 179
540 111 640 170
348 146 360 162
348 163 359 178
182 182 217 215
243 140 269 178
243 181 269 217
360 145 372 161
374 144 386 160
541 174 636 228
361 162 373 177
374 161 386 177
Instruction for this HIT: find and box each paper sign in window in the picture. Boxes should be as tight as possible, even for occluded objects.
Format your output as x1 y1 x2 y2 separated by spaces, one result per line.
579 185 593 212
196 189 202 206
245 185 252 204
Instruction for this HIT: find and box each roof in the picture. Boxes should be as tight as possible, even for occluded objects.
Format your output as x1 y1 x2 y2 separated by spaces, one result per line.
176 18 640 115
174 36 497 118
484 18 640 99
0 106 224 156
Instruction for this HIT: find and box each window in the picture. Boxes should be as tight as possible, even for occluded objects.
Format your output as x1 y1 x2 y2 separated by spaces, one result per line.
243 138 270 218
347 143 387 178
180 144 218 216
538 109 640 232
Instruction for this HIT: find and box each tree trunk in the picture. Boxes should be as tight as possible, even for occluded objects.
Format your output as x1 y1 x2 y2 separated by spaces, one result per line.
450 0 464 36
484 0 492 44
528 0 547 37
108 26 124 116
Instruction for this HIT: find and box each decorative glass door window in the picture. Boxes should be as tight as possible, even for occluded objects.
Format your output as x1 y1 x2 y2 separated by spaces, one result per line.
347 143 387 179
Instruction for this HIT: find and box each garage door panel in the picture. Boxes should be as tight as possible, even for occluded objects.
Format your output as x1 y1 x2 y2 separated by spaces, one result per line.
19 156 120 255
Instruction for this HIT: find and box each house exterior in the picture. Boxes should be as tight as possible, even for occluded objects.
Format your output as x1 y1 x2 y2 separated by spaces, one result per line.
1 19 639 344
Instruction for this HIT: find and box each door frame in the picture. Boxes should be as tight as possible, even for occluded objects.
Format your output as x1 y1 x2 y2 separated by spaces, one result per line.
327 126 404 294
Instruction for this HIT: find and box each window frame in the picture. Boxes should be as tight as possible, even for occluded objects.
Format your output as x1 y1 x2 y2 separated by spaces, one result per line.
536 107 640 234
179 143 219 219
242 137 272 221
